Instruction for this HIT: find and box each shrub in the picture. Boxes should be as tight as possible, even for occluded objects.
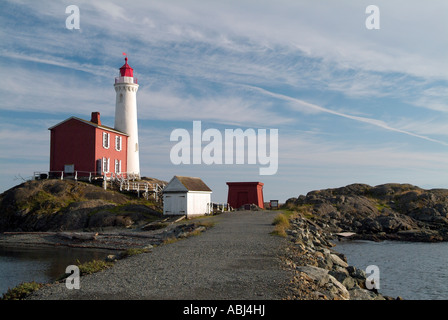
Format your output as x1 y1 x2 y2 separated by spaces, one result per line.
77 259 114 275
122 248 150 257
271 213 291 237
1 281 43 300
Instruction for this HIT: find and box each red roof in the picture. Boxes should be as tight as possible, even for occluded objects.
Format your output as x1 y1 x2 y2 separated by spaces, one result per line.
119 57 134 77
48 116 128 136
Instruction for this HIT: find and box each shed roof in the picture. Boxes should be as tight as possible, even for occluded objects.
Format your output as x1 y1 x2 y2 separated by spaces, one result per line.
164 176 212 192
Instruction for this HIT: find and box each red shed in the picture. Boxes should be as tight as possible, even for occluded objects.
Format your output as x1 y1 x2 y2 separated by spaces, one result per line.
49 112 128 179
226 182 264 209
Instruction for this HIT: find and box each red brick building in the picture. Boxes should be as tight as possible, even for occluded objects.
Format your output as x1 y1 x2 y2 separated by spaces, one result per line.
48 112 128 179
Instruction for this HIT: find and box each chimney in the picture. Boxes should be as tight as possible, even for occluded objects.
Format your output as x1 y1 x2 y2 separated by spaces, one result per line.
91 112 101 125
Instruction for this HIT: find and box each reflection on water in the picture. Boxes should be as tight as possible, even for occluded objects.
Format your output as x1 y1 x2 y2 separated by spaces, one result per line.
0 246 113 296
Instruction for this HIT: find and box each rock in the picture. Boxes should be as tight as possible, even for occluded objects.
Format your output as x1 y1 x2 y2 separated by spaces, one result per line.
347 266 367 280
376 214 414 233
314 203 338 216
296 265 350 300
282 183 448 299
317 254 333 270
397 229 443 242
329 268 349 283
296 266 330 286
58 232 98 241
195 226 206 233
349 288 384 300
284 183 448 242
329 253 348 268
141 222 169 231
106 254 118 262
359 217 383 233
0 179 163 232
341 276 358 290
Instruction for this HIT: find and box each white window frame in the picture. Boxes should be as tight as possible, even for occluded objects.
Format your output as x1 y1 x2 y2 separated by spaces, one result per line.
115 159 121 174
102 157 110 173
115 136 122 151
103 132 110 149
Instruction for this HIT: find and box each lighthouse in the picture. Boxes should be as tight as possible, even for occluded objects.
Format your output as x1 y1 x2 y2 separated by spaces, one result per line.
114 57 140 179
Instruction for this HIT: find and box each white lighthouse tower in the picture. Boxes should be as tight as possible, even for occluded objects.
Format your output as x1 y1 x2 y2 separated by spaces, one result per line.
114 56 140 179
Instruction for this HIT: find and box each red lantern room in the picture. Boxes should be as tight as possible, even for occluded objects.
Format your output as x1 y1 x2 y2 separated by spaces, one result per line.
119 57 134 77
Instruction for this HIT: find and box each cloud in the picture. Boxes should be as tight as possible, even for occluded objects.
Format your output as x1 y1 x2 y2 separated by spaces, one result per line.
3 0 448 110
246 85 448 146
138 86 292 127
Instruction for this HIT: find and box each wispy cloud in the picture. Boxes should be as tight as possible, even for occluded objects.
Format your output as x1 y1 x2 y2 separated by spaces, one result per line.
246 85 448 146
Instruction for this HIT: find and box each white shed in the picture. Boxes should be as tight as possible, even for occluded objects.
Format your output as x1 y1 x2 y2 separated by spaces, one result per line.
163 176 212 217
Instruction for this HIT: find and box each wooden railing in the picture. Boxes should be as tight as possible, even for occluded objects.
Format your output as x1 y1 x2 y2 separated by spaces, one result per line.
208 202 233 214
33 171 166 201
34 171 102 182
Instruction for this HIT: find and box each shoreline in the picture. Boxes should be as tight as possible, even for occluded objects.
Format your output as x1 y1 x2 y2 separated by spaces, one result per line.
280 212 403 300
0 219 211 252
0 219 214 300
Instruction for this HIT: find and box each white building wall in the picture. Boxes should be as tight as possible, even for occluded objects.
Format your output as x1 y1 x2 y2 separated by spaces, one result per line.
187 192 211 217
163 192 211 217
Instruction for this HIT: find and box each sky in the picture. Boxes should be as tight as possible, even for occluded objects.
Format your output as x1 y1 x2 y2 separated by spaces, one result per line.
1 0 448 203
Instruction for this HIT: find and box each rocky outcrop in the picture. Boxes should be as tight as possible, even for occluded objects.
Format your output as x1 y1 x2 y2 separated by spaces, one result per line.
283 213 398 300
0 179 162 232
285 183 448 242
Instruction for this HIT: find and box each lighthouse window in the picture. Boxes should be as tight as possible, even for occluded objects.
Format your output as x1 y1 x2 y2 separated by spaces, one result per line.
115 136 122 151
103 132 110 149
119 93 123 103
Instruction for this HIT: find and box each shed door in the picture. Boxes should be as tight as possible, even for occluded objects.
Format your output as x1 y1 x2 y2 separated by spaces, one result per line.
166 194 186 215
237 192 249 207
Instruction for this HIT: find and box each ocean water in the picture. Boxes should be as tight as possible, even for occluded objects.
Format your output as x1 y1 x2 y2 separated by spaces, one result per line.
0 246 112 297
335 240 448 300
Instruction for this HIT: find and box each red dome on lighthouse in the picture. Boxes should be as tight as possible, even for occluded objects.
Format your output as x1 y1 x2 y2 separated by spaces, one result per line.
119 57 134 77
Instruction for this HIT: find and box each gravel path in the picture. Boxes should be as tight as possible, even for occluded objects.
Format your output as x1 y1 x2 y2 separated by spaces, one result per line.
28 210 292 300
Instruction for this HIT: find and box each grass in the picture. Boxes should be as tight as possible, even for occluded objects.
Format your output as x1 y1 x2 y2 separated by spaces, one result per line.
282 204 315 219
15 180 164 217
122 247 151 257
271 213 291 237
162 236 179 244
17 190 71 215
196 221 215 228
76 259 114 275
1 281 43 300
375 201 391 213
